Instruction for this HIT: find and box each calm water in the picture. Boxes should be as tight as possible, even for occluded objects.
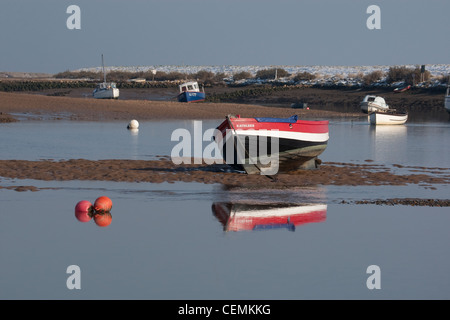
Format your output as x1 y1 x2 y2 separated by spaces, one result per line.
1 119 449 168
1 118 450 300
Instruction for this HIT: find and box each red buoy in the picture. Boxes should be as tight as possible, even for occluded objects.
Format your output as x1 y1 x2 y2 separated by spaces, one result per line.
75 200 94 222
94 212 112 227
94 196 113 213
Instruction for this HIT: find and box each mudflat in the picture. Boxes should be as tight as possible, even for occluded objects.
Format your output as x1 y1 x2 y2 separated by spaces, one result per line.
0 90 364 122
1 89 449 207
1 158 449 189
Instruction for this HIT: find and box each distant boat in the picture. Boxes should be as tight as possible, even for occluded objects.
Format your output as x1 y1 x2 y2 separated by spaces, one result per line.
93 54 119 99
212 202 327 232
360 95 390 113
214 115 329 174
394 84 411 93
445 85 450 114
369 110 408 125
177 81 205 103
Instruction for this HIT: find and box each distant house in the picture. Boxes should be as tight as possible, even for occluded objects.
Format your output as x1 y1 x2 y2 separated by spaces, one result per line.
128 78 146 83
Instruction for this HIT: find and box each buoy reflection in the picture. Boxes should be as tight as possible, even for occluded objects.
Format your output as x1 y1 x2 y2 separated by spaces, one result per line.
93 212 112 227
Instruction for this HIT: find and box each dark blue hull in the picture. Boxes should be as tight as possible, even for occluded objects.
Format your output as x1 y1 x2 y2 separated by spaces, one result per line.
177 91 205 103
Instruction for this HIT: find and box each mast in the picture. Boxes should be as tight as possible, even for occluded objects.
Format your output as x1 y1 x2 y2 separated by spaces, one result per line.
101 54 106 83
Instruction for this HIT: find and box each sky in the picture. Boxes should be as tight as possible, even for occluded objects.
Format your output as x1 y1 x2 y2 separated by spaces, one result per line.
0 0 449 74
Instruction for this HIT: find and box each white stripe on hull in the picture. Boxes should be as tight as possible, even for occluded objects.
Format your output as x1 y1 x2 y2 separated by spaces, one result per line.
231 204 328 218
233 129 329 142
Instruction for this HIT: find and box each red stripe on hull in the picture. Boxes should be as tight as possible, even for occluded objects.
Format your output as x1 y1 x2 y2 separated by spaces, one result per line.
212 202 327 232
227 210 327 231
217 117 329 135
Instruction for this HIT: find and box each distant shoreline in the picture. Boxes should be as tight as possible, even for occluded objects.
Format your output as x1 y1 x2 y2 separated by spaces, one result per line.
1 83 447 123
3 64 450 79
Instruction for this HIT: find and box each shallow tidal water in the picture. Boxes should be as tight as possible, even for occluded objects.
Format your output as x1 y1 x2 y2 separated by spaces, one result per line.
1 118 450 299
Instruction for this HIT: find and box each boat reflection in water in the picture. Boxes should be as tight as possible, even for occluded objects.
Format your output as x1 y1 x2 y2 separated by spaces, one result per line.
212 202 327 232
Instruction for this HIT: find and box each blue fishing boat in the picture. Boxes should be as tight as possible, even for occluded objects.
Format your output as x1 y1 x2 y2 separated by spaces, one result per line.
177 81 205 103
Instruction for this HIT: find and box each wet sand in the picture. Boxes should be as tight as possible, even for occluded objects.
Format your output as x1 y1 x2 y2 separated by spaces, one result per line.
1 90 449 206
0 91 363 121
1 158 449 203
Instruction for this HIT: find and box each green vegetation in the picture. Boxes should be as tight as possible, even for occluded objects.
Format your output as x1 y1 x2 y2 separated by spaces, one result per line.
0 80 97 92
387 66 430 85
362 70 384 85
232 71 253 81
255 68 290 80
53 69 227 84
293 72 316 82
206 85 293 103
54 70 102 80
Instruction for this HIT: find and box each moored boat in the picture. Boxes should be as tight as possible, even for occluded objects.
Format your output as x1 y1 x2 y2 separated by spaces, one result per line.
93 82 119 99
369 110 408 125
212 202 327 232
177 81 205 103
214 115 329 175
360 95 389 113
93 54 119 99
394 84 411 93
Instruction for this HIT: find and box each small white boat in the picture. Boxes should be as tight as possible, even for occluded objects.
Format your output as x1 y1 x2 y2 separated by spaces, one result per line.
93 54 119 99
93 82 119 99
445 85 450 114
360 95 389 113
369 110 408 125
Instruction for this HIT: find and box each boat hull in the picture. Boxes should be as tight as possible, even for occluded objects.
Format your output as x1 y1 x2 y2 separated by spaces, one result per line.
215 115 329 174
360 102 389 113
177 91 205 103
369 111 408 125
394 85 411 93
445 96 450 114
93 88 119 99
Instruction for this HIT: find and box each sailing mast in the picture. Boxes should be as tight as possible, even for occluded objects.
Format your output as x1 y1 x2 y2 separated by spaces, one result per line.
101 54 106 83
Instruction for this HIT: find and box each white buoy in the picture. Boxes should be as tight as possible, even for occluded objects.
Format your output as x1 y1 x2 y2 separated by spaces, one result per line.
127 119 139 130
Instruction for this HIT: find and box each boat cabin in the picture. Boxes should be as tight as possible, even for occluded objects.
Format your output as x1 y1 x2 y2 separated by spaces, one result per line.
362 95 388 107
96 82 117 90
179 81 201 93
362 95 385 105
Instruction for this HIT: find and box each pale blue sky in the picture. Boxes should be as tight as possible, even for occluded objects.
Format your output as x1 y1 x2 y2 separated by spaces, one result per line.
0 0 448 73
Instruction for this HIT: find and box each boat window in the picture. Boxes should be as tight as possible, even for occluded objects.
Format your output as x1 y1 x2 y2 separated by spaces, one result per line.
182 86 187 92
188 85 194 90
368 97 375 102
